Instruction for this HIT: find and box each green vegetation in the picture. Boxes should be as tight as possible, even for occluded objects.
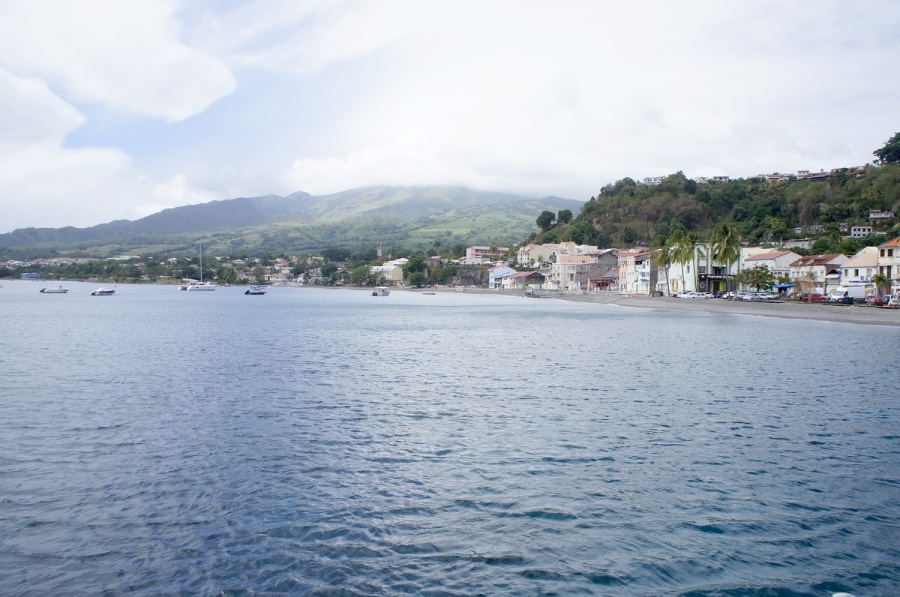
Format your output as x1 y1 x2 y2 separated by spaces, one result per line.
737 264 777 292
874 132 900 165
5 135 900 287
533 163 899 255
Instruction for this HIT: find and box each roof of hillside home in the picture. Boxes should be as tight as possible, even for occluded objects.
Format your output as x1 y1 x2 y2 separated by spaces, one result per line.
842 251 878 267
746 251 794 261
790 253 844 267
879 236 900 247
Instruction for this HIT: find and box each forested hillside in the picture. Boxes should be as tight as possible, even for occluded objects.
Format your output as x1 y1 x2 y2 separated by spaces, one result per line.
535 162 900 253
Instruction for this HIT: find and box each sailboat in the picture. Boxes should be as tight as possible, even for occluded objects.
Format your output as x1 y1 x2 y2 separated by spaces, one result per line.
180 240 217 291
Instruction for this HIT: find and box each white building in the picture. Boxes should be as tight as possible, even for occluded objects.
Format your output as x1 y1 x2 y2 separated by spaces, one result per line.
840 247 878 285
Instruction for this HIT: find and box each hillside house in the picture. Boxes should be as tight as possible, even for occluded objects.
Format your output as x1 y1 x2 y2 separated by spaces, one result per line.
790 254 848 294
463 245 510 265
877 237 900 292
487 265 517 289
840 247 878 285
501 271 546 289
743 250 801 281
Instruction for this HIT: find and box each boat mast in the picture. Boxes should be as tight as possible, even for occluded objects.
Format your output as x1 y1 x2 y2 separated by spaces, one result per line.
199 240 203 283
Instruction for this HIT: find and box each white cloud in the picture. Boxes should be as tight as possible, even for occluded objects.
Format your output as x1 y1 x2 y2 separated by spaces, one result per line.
0 0 235 121
1 0 898 232
0 67 147 230
274 0 900 198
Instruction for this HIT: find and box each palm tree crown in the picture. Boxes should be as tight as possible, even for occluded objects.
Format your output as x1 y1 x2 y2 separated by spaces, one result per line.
710 223 741 296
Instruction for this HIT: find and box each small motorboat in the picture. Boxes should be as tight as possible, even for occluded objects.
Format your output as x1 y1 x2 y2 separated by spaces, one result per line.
39 285 69 293
372 286 391 296
91 288 115 296
245 285 267 295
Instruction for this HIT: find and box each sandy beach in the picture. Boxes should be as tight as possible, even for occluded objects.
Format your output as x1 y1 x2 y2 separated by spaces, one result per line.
426 288 900 327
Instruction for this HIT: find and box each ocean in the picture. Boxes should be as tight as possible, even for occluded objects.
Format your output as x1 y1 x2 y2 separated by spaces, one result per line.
1 282 898 596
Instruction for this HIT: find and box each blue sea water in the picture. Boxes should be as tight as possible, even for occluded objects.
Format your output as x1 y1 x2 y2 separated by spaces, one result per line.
1 281 898 596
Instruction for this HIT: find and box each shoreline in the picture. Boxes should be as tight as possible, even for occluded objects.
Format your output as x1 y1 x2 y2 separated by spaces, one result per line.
414 287 900 327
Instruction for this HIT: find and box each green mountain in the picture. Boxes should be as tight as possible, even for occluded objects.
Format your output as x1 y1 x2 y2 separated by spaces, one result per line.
0 186 582 258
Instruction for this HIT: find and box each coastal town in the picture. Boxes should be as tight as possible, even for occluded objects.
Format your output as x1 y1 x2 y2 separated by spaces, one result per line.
7 233 900 309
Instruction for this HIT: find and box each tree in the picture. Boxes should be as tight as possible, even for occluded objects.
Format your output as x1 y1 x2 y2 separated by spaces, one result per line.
676 231 699 292
737 264 776 291
871 273 890 296
408 271 427 287
621 225 638 246
321 247 352 262
216 266 238 284
874 132 900 165
710 223 741 298
562 220 598 245
651 242 674 296
557 209 573 225
536 210 556 232
252 266 267 284
541 231 560 243
402 254 427 277
350 265 373 285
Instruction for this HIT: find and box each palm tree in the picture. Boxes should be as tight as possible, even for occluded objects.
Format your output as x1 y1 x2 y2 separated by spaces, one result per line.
677 231 699 292
871 273 890 297
662 230 683 293
651 242 673 296
710 223 741 299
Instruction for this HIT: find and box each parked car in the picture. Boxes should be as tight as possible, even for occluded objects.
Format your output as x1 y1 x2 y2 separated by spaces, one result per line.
798 292 827 302
740 292 763 301
866 294 891 306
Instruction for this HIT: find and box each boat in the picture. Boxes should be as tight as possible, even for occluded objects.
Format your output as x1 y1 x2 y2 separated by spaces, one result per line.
91 288 115 296
39 285 69 293
182 281 217 291
180 240 217 291
372 286 391 296
245 285 267 295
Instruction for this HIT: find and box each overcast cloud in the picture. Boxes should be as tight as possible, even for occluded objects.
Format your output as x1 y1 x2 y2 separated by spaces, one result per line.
0 0 898 233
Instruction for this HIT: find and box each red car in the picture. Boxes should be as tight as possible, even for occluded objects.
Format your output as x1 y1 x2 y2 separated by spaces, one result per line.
799 292 827 302
866 295 890 306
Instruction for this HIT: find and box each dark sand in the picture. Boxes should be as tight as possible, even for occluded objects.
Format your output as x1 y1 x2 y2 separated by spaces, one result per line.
423 288 900 327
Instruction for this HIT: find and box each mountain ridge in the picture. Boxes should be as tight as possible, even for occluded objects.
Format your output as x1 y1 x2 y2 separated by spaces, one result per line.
0 186 582 255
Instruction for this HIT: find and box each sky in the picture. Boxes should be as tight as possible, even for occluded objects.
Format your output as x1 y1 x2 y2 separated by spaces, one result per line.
1 0 898 233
